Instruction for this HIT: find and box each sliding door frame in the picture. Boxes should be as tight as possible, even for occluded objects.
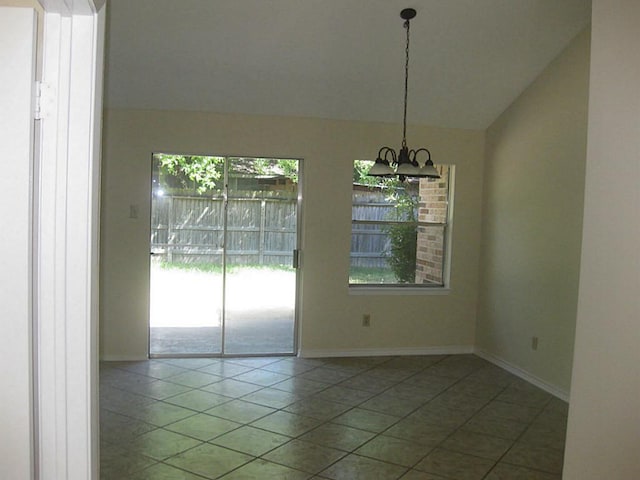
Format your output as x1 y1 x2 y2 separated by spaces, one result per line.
148 153 304 358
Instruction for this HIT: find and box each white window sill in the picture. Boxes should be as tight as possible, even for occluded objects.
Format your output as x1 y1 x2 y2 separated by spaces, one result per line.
349 286 451 296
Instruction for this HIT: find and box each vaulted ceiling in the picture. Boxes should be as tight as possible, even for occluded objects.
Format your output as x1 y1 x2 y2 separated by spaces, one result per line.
104 0 591 130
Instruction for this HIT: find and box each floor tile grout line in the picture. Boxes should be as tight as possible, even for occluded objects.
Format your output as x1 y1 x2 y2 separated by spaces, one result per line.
358 359 529 477
152 459 212 479
255 443 349 478
479 393 562 478
403 373 512 478
241 360 447 475
424 374 556 479
100 355 568 479
253 424 413 478
102 356 485 453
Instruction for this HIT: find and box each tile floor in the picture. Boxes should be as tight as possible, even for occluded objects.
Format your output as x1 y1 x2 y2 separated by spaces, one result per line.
100 355 568 479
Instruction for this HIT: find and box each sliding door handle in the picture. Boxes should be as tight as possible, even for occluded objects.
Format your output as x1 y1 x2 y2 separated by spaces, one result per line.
293 249 301 269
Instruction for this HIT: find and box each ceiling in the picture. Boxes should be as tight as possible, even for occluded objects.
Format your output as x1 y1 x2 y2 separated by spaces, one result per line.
104 0 591 130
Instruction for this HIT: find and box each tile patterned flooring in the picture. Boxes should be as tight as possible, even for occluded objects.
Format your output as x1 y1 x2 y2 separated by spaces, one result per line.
100 355 568 479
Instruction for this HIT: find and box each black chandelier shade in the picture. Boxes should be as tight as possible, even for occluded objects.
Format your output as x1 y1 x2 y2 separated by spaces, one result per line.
368 8 440 180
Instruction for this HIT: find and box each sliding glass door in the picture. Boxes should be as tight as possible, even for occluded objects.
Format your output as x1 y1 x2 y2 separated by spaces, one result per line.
149 154 300 356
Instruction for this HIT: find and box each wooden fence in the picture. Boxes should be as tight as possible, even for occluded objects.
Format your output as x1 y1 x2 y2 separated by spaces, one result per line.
351 203 396 268
150 193 397 268
151 196 297 266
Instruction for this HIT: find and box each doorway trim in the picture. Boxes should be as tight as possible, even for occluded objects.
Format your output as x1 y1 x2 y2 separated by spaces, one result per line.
34 1 105 478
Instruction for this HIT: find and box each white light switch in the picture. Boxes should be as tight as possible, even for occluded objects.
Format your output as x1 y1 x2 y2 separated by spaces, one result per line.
129 204 139 219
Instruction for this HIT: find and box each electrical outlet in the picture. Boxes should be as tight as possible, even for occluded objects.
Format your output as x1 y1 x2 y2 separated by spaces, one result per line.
531 336 539 350
362 314 371 327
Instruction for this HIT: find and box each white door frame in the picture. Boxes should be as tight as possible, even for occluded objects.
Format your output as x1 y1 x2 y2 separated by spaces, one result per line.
0 7 38 479
35 0 105 478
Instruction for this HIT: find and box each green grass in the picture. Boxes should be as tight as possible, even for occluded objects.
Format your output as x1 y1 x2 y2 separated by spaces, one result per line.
156 260 398 284
155 260 293 274
349 266 397 284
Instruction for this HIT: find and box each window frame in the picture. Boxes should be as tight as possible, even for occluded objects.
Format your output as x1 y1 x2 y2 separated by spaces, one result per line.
348 163 455 294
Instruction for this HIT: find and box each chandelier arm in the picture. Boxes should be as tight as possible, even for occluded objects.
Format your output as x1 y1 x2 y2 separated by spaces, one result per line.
387 148 397 164
378 146 397 165
407 148 417 164
412 148 432 163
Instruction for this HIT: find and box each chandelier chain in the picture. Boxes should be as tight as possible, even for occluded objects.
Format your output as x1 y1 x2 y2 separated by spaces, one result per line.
402 18 410 148
367 8 440 180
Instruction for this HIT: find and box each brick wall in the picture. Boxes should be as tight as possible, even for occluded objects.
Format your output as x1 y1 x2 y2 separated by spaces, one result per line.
415 166 450 284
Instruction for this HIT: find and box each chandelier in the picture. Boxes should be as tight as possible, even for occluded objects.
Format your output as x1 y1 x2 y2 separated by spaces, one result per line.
368 8 440 180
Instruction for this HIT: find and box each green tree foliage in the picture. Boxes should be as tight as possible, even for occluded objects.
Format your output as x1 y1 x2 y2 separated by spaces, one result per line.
353 159 395 188
253 158 299 183
155 154 298 195
156 154 225 194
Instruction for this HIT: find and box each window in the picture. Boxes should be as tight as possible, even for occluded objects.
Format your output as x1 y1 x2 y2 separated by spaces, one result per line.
349 160 454 289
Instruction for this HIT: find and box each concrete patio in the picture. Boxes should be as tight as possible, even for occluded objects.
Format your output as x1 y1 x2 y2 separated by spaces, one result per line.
150 263 296 356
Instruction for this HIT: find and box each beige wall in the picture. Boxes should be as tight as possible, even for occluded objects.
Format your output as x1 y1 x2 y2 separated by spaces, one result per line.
476 29 591 395
0 0 38 6
100 110 484 359
564 1 640 477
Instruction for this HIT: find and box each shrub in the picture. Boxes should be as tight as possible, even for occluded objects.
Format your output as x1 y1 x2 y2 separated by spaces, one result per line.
383 190 418 283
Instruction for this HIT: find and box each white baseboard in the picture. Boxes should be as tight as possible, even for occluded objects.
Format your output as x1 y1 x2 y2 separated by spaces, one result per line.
474 348 569 402
100 354 149 362
299 345 475 359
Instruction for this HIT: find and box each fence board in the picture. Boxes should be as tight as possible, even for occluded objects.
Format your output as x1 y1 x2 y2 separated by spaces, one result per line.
151 196 297 266
151 193 397 268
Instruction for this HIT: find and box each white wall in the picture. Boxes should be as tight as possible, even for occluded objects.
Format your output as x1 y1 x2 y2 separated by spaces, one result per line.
563 1 640 478
100 110 485 359
0 7 36 478
475 29 590 397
